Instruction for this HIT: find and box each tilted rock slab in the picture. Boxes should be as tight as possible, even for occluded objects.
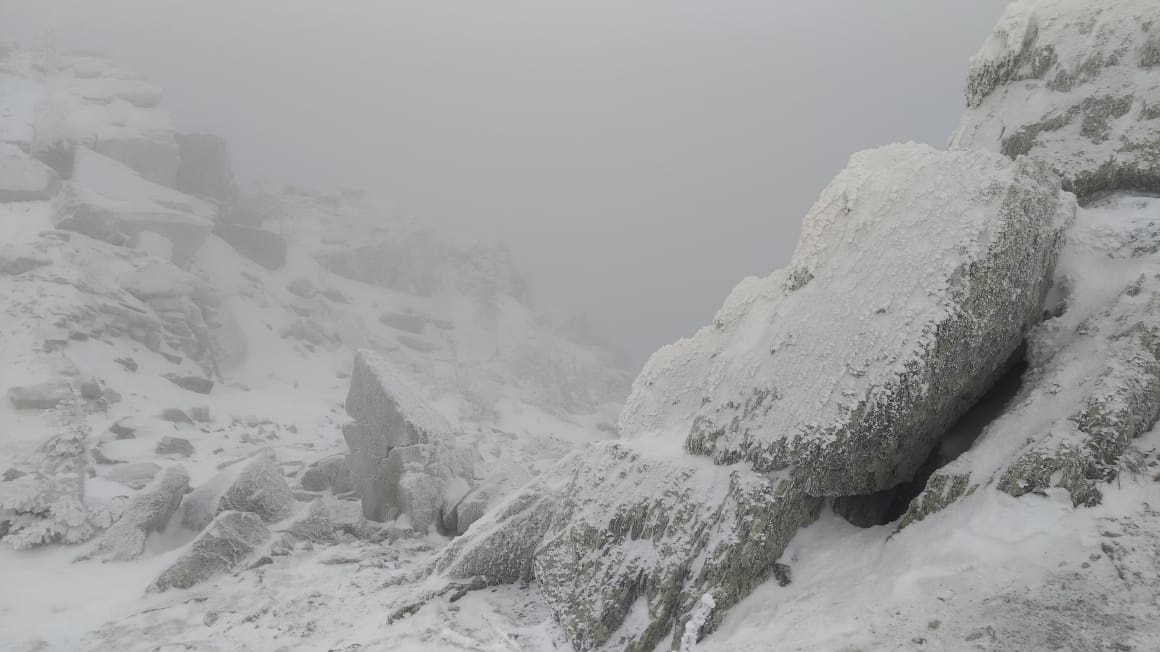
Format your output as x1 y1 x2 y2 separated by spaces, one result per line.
343 350 474 533
952 0 1160 200
540 144 1073 650
80 465 189 562
149 510 269 592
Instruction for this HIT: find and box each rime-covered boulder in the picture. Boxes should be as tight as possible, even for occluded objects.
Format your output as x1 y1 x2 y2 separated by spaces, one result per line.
0 145 60 202
54 148 214 265
299 455 352 494
433 454 579 585
539 144 1073 650
622 144 1072 496
181 452 294 531
951 0 1160 199
148 511 269 592
343 351 475 533
80 465 189 562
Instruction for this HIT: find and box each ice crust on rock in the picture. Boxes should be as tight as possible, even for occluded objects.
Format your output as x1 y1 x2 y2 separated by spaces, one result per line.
80 465 189 562
149 510 270 592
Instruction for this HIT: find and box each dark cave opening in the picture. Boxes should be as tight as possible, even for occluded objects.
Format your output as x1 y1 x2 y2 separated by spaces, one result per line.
832 344 1029 528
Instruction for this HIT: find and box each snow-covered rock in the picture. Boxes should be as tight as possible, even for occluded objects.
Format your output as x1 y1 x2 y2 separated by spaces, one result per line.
148 510 269 592
180 452 294 531
343 350 474 533
7 382 76 410
299 455 352 494
0 145 60 202
54 148 214 265
952 0 1160 199
623 144 1072 496
102 462 162 490
80 465 189 562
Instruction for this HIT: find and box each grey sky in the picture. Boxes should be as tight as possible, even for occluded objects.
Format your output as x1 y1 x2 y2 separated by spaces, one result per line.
3 0 1009 366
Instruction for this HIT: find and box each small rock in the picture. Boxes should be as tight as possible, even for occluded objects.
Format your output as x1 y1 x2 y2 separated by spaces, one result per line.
287 277 317 299
102 388 122 405
156 436 194 457
927 620 941 631
772 563 792 587
103 462 163 489
162 408 194 424
2 468 26 482
321 288 349 303
109 420 136 439
163 374 214 395
189 406 211 423
114 357 139 372
7 383 74 410
91 448 124 465
79 380 103 401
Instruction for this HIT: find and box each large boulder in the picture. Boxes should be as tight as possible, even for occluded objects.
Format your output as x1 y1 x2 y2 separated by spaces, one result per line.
212 223 287 270
623 144 1072 496
0 145 61 202
180 452 294 531
951 0 1160 200
539 144 1073 650
80 465 189 562
53 148 213 266
7 382 75 410
175 133 236 204
343 351 474 533
148 511 269 592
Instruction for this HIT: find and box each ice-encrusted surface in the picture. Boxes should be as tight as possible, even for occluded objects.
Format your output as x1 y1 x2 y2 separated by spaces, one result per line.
952 0 1160 198
620 143 1073 495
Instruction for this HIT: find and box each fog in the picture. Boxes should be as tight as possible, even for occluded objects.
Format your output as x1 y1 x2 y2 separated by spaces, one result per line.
2 0 1008 365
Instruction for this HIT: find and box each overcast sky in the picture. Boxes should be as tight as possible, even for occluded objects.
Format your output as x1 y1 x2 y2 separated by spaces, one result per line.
3 0 1009 366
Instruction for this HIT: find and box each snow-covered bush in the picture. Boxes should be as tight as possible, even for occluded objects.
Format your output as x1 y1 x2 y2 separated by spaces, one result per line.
0 392 111 549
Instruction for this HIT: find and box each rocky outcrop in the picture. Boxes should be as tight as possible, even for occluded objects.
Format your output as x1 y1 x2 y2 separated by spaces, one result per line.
536 144 1072 650
343 351 475 533
148 510 269 592
54 148 214 266
175 133 236 204
80 465 189 562
181 452 294 531
952 0 1160 200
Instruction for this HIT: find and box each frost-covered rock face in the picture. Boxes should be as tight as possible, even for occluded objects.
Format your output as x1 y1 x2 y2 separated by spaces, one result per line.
211 222 287 271
622 144 1073 497
903 194 1160 526
952 0 1160 200
535 445 820 651
149 510 269 592
180 452 294 531
80 465 189 562
343 351 474 533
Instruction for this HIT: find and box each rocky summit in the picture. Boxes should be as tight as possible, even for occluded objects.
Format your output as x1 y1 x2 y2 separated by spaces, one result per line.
5 2 1160 651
